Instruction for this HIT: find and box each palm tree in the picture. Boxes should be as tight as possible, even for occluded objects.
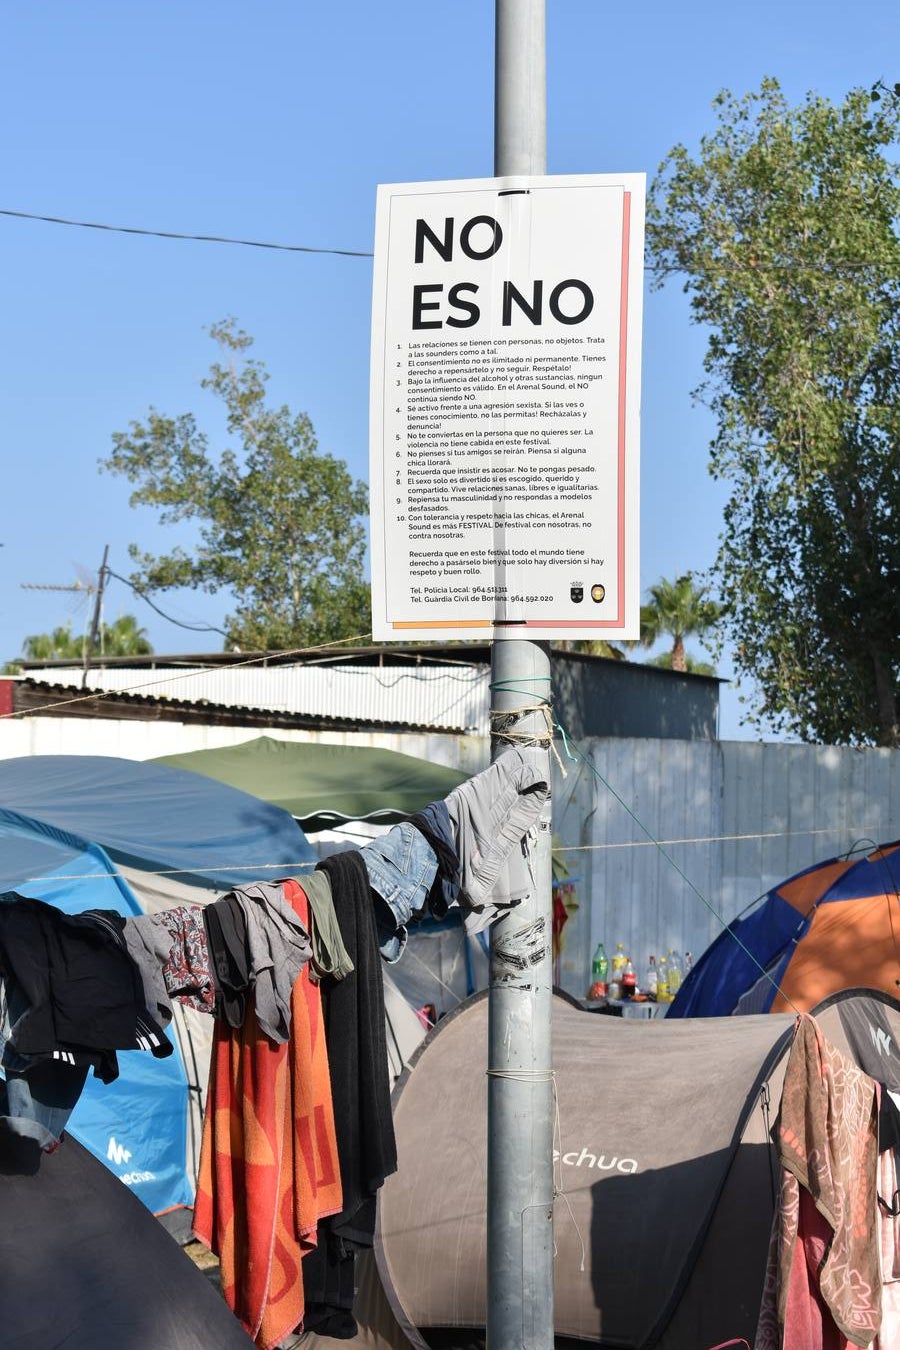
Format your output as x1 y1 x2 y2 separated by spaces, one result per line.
646 650 717 677
16 614 153 664
100 613 153 656
640 574 721 674
21 625 85 661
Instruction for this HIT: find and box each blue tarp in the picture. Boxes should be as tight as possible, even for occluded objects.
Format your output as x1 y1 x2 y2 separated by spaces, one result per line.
0 754 316 1211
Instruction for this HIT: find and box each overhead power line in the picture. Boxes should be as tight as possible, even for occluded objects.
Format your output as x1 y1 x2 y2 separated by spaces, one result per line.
105 568 229 637
0 208 374 258
2 206 899 275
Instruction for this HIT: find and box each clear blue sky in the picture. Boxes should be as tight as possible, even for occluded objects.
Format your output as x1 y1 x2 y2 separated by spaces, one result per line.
1 0 896 738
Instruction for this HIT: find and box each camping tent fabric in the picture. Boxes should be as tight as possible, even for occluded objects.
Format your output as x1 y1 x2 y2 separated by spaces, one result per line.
377 992 796 1349
0 752 316 886
153 736 468 831
0 754 316 1212
669 841 900 1018
0 812 194 1212
360 988 900 1350
0 1128 255 1349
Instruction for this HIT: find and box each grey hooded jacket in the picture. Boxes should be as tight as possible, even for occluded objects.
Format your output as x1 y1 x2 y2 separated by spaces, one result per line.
445 748 550 934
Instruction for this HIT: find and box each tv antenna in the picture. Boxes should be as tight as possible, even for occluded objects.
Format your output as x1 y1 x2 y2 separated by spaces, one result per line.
20 544 110 687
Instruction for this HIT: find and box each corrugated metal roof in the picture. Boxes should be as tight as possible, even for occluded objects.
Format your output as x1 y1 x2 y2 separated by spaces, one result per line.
24 664 491 734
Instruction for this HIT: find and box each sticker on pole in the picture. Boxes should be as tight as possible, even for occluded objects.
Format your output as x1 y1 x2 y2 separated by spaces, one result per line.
369 173 644 641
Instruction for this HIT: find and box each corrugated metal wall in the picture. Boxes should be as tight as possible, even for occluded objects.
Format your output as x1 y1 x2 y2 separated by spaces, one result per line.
23 653 720 741
25 665 491 734
553 738 900 1001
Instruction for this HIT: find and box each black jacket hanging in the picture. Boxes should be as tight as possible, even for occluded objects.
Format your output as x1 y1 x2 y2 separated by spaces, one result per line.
312 850 397 1239
0 892 171 1081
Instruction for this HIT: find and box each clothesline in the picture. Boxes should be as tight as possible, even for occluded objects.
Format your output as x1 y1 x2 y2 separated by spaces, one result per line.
12 862 318 884
9 824 851 890
555 826 843 853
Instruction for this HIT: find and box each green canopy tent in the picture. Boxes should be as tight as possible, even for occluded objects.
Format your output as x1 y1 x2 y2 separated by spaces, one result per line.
152 735 468 832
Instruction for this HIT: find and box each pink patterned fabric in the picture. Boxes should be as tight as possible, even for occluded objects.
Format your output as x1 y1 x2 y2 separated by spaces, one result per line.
755 1013 881 1349
874 1145 900 1350
157 905 216 1013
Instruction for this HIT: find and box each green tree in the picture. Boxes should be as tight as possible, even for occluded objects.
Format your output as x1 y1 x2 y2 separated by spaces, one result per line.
20 625 84 662
6 614 154 669
648 79 900 746
100 320 370 651
639 574 721 674
97 613 153 656
646 650 717 677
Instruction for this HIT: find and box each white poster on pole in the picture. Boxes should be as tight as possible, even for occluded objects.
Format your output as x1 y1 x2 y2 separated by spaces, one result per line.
369 173 644 642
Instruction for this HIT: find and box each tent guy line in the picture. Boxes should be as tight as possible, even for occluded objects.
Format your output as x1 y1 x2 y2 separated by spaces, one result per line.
403 943 468 1006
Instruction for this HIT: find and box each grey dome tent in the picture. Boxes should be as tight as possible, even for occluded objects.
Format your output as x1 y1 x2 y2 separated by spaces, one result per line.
0 1128 254 1349
329 986 900 1350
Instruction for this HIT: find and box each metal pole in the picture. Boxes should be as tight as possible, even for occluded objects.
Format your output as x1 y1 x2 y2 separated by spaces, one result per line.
82 544 109 689
488 5 554 1349
494 0 546 179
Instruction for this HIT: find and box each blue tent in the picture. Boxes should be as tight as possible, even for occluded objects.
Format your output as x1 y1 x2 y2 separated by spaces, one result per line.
668 841 900 1019
0 754 315 1214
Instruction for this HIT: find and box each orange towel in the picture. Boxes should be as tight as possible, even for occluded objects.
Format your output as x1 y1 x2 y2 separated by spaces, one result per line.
193 880 341 1349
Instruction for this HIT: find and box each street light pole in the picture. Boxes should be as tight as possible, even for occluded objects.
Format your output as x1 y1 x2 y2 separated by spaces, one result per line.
487 4 554 1348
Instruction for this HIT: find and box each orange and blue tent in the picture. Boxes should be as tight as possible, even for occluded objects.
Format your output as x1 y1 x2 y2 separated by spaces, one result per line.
669 840 900 1017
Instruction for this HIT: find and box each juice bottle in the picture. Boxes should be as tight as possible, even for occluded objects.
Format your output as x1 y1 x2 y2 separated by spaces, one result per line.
608 942 627 1000
657 955 670 1004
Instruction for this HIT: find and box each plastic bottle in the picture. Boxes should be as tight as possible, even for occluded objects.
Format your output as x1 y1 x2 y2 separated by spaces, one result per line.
609 943 626 1000
667 950 683 998
643 954 658 1000
592 942 609 982
587 942 609 1000
684 951 694 976
657 955 670 1004
621 957 637 999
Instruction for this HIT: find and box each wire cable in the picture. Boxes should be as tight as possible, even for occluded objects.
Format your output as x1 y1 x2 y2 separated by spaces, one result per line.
554 826 844 853
2 207 898 275
0 208 374 257
105 569 229 636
